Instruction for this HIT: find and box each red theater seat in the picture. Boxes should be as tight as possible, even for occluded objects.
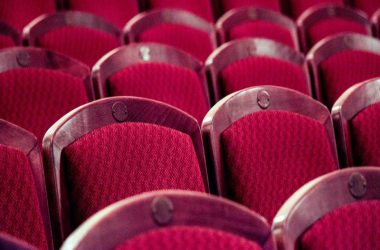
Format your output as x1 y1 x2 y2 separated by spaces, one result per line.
0 47 92 143
43 97 209 244
281 0 344 19
220 0 281 14
273 167 380 250
332 78 380 167
202 86 338 222
206 38 311 102
0 120 53 250
0 233 39 250
217 7 299 50
93 43 210 124
23 11 121 67
0 21 20 49
349 0 380 17
142 0 215 22
298 5 372 52
0 0 56 32
124 9 217 61
64 0 140 28
61 190 275 250
307 33 380 109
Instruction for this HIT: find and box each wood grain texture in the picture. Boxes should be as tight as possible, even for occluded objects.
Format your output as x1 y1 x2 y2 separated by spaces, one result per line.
202 86 338 195
272 167 380 250
43 96 209 245
307 33 380 102
332 78 380 167
61 190 275 250
0 119 53 250
216 7 299 50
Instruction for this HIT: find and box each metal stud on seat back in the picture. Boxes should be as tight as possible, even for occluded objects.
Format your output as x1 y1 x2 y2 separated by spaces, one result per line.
348 172 367 199
151 196 174 226
112 102 128 122
257 89 271 109
16 51 31 67
139 46 151 61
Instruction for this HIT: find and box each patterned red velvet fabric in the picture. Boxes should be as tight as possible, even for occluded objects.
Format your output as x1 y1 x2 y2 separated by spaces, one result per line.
299 200 380 250
220 56 309 97
0 68 88 143
351 0 380 17
319 50 380 108
0 0 56 32
147 0 214 22
0 144 48 250
68 0 139 28
228 20 295 49
115 226 263 250
221 111 337 222
108 62 208 124
138 24 213 61
289 0 343 18
350 102 380 166
221 0 281 13
63 123 205 227
307 18 368 50
38 26 120 67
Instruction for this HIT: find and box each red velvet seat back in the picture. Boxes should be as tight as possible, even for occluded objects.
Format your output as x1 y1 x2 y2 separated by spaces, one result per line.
0 35 15 49
349 102 380 166
288 0 343 18
0 68 88 143
146 0 214 22
0 0 55 32
108 62 208 124
319 50 380 108
299 200 380 250
351 0 380 17
220 56 309 96
228 20 295 48
221 110 336 222
67 0 139 28
115 226 263 250
138 24 213 61
0 144 48 250
221 0 281 13
38 26 120 67
62 122 205 227
307 18 368 49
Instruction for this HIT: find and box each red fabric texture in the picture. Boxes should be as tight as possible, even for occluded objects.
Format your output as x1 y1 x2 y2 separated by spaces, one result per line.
299 200 380 250
319 50 380 108
115 226 263 250
68 0 139 28
220 56 309 97
351 0 380 17
38 26 120 67
108 62 208 124
0 35 16 49
147 0 214 22
221 110 337 222
307 18 368 49
138 24 213 61
289 0 343 18
221 0 281 12
0 144 48 250
63 122 205 227
228 20 295 49
0 0 55 32
350 102 380 166
0 68 88 143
